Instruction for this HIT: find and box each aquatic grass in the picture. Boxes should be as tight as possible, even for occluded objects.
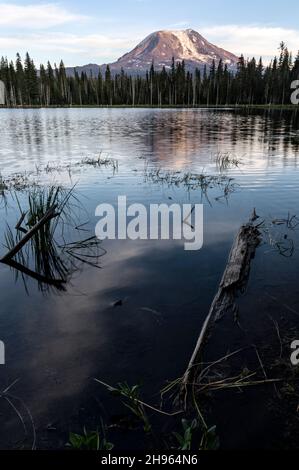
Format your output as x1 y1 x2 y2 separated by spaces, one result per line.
3 190 69 292
0 153 118 199
40 154 119 174
271 213 299 230
214 152 242 171
23 186 75 286
144 167 238 203
0 172 37 191
2 186 105 293
79 153 118 170
61 235 106 270
160 347 282 411
4 223 27 266
43 162 72 174
0 173 8 192
25 184 81 239
0 379 36 450
260 213 299 258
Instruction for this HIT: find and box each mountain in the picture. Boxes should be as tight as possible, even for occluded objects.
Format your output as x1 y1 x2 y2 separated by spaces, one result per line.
66 29 239 77
105 29 238 74
65 63 101 77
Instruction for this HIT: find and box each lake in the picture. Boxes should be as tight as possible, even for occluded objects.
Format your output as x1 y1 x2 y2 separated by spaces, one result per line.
0 108 299 449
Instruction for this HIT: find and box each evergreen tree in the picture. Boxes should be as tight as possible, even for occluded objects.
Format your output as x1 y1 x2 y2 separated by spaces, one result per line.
24 52 39 105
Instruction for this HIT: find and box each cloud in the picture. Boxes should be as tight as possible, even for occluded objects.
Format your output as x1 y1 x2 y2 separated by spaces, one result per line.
0 3 87 29
1 23 299 66
0 32 137 64
200 24 299 62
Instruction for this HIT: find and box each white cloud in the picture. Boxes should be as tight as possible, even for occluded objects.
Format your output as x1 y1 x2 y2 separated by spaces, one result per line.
0 32 137 64
1 23 299 66
0 3 87 29
0 32 135 53
200 24 299 62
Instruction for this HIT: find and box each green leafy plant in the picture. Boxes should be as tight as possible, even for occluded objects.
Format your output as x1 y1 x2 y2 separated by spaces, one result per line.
96 380 152 433
173 418 198 450
200 425 220 450
68 428 114 451
111 382 152 434
173 419 219 451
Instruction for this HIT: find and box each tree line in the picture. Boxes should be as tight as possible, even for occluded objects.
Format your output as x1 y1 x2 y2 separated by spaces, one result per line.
0 43 299 107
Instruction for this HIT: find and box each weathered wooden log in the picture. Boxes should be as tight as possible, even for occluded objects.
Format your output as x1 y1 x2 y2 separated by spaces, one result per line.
0 205 59 263
181 213 261 390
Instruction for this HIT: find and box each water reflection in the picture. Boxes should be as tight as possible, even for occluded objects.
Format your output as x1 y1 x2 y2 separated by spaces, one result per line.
1 108 299 175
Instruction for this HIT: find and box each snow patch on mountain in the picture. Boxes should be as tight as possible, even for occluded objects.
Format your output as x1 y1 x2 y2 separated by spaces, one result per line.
168 30 206 61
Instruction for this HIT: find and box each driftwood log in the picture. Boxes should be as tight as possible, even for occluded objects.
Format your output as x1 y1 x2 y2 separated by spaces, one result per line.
181 212 261 390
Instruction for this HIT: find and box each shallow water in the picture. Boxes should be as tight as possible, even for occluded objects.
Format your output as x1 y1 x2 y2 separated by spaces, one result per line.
0 108 299 449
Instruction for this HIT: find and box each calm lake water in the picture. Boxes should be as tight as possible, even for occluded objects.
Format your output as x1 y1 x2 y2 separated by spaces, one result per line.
0 108 299 449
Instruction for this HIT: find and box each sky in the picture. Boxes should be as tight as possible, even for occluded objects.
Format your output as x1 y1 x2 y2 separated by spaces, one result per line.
0 0 299 66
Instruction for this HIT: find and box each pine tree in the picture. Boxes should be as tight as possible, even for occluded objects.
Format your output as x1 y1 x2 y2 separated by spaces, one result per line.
24 52 39 105
15 53 24 105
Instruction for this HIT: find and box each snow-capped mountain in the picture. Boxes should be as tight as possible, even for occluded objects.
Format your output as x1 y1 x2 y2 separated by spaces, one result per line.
108 29 238 73
66 29 239 76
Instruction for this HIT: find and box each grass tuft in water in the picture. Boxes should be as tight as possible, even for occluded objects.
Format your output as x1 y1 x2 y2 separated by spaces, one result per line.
214 152 243 171
79 153 118 170
2 186 105 292
144 166 238 203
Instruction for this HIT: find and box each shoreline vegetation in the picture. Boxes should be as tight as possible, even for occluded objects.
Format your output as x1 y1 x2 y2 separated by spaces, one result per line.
0 104 299 110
